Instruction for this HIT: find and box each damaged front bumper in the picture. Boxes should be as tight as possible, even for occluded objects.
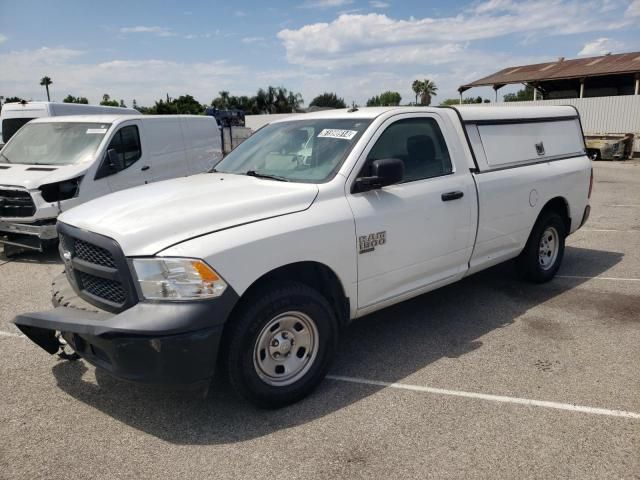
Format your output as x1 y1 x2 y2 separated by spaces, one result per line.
0 219 58 251
14 273 239 384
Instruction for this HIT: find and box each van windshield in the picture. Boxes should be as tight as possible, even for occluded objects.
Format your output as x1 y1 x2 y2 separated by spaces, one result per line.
0 122 111 166
214 118 372 183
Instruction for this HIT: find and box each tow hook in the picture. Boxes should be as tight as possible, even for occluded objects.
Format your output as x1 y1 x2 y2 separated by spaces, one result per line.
55 332 80 361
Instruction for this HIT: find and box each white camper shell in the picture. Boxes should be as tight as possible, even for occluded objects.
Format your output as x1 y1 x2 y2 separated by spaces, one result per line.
0 101 138 145
0 114 221 252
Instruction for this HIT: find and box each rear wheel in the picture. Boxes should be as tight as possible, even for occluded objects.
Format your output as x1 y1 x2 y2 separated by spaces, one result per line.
516 211 566 283
225 282 338 408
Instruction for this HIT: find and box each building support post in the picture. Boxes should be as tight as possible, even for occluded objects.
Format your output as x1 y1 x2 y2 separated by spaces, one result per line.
533 88 538 101
459 92 463 105
579 79 585 98
635 75 639 95
492 84 505 103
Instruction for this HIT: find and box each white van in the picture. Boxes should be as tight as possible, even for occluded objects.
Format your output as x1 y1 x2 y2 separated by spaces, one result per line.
0 114 222 254
1 101 138 145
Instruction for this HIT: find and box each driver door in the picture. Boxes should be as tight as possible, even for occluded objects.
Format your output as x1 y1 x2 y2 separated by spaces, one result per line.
93 121 151 196
347 114 476 311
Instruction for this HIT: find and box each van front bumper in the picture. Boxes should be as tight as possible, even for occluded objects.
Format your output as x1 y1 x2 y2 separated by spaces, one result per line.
0 219 58 250
14 275 239 385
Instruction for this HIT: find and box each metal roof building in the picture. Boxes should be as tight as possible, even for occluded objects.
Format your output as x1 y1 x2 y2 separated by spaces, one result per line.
459 51 640 101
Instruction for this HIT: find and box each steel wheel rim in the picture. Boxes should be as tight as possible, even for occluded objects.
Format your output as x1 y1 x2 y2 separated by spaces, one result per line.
253 311 319 387
538 226 559 270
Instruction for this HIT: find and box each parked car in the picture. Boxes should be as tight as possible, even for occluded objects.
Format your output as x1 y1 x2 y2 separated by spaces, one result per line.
1 101 138 145
0 114 221 254
15 106 592 407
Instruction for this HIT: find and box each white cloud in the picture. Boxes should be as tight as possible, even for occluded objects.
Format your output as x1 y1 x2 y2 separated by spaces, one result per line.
234 10 246 16
0 47 247 106
626 0 640 15
578 37 625 56
369 1 389 7
300 0 354 8
278 2 633 70
242 36 265 44
0 34 7 45
119 26 175 37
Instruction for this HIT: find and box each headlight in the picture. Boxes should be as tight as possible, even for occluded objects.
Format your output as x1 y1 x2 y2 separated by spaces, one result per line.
132 258 227 300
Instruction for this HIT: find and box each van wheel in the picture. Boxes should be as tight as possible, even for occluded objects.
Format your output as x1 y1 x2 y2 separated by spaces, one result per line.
516 211 566 283
225 282 338 408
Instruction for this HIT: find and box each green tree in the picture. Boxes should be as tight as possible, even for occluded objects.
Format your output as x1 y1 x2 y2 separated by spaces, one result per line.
100 94 119 107
503 85 534 102
40 76 53 101
3 96 25 104
63 95 89 104
212 91 231 109
172 95 203 114
212 86 303 114
440 96 486 106
366 91 401 106
309 92 346 109
419 80 438 106
143 95 204 115
411 80 422 105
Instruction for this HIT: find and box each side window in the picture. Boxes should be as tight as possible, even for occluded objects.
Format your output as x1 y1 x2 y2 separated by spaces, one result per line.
107 125 141 168
366 118 452 183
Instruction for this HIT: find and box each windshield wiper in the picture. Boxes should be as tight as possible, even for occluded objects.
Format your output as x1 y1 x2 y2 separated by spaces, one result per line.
0 152 11 164
245 170 289 182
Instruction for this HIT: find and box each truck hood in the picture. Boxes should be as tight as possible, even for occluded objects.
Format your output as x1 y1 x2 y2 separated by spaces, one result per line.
58 173 319 255
0 163 88 190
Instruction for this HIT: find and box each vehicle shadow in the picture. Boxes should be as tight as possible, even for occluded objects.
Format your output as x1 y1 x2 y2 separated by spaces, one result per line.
0 245 62 265
50 245 624 445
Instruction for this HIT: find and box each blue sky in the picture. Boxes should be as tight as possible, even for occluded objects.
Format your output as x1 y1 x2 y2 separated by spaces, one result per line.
1 0 639 107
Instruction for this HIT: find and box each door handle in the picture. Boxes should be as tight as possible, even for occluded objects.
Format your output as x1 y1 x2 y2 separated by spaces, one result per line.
441 191 464 201
141 166 150 171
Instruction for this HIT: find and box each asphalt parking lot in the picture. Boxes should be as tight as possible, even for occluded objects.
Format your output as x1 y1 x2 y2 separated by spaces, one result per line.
1 161 639 479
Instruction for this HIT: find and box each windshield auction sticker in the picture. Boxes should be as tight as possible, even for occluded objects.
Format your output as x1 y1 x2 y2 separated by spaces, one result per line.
86 128 108 134
317 129 358 140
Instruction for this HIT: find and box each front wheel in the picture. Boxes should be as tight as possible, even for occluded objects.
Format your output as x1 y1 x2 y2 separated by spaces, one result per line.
225 282 338 408
516 211 566 283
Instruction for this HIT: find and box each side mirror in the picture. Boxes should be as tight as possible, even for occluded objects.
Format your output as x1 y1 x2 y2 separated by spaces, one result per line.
107 148 125 172
353 158 404 193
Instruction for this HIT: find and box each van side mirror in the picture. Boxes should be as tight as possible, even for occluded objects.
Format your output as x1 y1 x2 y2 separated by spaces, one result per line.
353 158 404 193
107 148 125 172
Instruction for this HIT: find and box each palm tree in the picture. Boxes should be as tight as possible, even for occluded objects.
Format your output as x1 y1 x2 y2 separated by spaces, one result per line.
420 80 438 106
40 76 53 101
411 80 423 105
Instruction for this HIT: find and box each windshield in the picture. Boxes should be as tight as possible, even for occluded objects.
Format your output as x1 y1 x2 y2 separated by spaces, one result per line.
0 122 111 166
215 118 372 183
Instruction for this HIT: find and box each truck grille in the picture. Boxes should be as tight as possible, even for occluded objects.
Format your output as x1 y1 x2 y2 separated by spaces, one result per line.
77 272 127 304
74 239 117 268
58 223 138 313
0 189 36 217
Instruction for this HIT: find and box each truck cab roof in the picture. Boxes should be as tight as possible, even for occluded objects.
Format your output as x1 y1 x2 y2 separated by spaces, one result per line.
269 105 579 123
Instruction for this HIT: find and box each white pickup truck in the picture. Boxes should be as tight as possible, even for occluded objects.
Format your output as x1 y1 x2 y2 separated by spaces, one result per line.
15 106 592 408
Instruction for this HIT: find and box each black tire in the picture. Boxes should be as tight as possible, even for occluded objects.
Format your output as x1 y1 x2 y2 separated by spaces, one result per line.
516 211 566 283
224 281 338 408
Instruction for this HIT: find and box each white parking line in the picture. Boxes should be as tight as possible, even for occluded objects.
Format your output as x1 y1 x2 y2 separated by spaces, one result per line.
556 275 640 282
327 375 640 419
604 204 640 208
582 228 639 233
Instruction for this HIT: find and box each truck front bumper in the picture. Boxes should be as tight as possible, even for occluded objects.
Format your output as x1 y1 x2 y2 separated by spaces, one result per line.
14 274 239 385
0 219 58 251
